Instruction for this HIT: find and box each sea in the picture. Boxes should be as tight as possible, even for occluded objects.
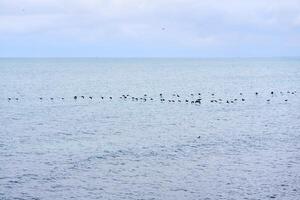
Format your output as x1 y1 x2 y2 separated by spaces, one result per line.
0 58 300 200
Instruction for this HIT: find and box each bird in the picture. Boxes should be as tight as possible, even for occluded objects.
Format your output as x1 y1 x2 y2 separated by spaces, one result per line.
195 99 201 104
89 96 92 100
81 96 85 99
8 98 11 101
74 96 77 100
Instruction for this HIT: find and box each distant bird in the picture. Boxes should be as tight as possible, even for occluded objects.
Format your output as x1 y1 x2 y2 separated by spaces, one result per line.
109 97 112 100
267 99 270 102
195 99 201 104
285 99 288 102
185 100 189 103
15 98 19 101
74 96 77 100
255 92 258 95
101 97 104 99
39 97 43 100
8 98 11 101
81 96 85 99
89 96 92 100
61 98 64 100
240 93 243 95
50 98 54 101
242 98 245 101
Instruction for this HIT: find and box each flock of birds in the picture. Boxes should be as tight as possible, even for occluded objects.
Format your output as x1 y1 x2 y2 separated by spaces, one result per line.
5 90 297 105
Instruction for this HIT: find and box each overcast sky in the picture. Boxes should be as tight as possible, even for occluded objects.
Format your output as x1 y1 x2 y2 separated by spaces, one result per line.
0 0 300 57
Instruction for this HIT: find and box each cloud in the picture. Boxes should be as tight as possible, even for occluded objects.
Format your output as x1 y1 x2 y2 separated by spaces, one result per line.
0 0 300 56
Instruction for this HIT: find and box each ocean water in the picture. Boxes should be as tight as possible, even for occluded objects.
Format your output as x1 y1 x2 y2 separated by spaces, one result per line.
0 58 300 200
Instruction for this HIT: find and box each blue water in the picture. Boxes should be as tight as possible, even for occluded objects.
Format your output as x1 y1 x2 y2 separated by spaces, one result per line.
0 58 300 199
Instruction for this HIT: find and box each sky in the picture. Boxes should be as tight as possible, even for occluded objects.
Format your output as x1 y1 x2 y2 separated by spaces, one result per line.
0 0 300 57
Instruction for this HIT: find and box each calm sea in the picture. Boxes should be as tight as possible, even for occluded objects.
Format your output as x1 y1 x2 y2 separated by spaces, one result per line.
0 58 300 199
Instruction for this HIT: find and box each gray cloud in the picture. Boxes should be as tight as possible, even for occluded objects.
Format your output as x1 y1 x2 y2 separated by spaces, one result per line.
1 0 300 56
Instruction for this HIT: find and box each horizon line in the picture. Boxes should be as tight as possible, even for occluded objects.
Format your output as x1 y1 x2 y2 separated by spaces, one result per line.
0 56 300 59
